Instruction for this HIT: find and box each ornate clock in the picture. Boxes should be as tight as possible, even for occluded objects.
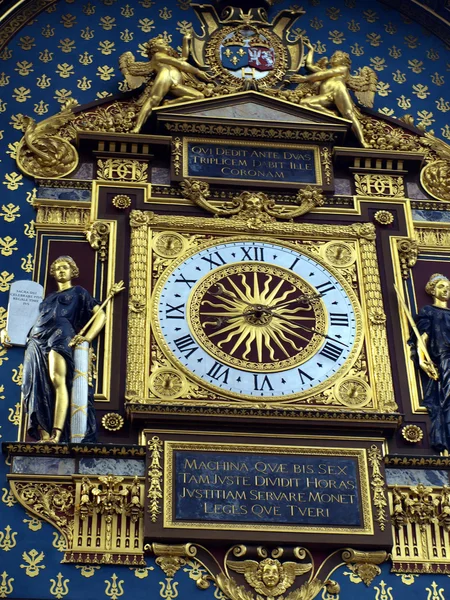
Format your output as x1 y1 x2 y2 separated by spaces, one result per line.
151 237 362 402
126 211 396 416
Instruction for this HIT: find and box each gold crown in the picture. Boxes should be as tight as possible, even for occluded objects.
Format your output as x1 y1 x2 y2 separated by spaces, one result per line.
222 31 246 47
248 34 271 49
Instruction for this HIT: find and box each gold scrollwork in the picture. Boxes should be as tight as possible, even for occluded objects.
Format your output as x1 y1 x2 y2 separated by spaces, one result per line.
396 238 418 279
86 221 111 262
97 158 148 182
16 101 79 179
354 174 404 198
147 436 163 523
10 481 75 545
368 445 387 531
181 180 324 228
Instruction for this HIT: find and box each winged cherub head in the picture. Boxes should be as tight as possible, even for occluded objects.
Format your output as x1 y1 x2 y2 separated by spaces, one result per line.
260 559 281 589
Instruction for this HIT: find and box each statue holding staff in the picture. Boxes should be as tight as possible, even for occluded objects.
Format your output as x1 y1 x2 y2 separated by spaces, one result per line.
1 257 125 444
405 274 450 453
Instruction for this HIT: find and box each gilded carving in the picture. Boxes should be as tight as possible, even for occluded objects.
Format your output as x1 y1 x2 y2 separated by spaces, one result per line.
97 159 148 182
149 368 187 399
172 137 182 177
34 203 90 228
354 174 404 198
368 445 387 531
420 133 450 202
335 378 371 408
10 481 75 545
401 424 424 443
86 221 111 262
147 436 163 523
374 210 394 226
181 180 324 227
101 413 125 432
396 238 418 279
341 549 388 586
111 195 132 210
16 101 79 179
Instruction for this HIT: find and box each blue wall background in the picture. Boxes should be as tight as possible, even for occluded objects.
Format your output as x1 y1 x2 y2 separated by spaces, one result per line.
0 0 449 597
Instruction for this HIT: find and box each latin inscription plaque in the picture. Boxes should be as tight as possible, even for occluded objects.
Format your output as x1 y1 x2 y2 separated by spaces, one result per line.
184 139 321 185
163 441 373 535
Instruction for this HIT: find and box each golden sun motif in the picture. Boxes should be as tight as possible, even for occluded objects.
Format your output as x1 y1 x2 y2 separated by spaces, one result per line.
188 263 326 372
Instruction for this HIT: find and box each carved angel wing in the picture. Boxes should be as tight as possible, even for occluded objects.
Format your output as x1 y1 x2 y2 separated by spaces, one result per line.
348 66 378 108
283 561 313 584
284 579 325 600
119 51 151 89
227 560 260 588
216 573 255 600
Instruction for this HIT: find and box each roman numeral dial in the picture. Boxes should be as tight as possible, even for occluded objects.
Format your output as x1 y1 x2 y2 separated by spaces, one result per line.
153 238 362 401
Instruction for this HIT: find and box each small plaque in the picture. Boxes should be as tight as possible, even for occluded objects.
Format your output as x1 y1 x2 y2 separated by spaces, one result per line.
6 280 43 346
184 139 321 186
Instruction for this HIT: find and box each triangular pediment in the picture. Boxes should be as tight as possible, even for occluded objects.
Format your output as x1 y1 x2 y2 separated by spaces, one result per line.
154 91 351 129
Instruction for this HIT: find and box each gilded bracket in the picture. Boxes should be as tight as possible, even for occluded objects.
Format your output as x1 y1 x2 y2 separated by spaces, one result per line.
396 238 418 279
86 221 111 262
341 548 388 586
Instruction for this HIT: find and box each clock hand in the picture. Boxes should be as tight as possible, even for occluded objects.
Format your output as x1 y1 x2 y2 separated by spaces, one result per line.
273 293 322 310
270 311 349 347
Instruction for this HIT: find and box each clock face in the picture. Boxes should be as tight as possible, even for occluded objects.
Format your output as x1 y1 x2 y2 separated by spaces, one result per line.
152 237 362 402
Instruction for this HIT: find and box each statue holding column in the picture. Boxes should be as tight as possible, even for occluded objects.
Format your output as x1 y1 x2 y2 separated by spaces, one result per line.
1 256 123 444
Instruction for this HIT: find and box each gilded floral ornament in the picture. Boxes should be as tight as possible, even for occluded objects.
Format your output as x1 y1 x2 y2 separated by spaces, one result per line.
341 549 387 587
374 210 394 226
16 100 79 179
401 424 424 443
111 194 132 209
180 180 324 228
101 413 125 432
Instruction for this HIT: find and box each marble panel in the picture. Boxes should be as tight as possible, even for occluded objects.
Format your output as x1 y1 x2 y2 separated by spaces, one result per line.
412 209 450 223
72 162 94 180
407 182 429 200
79 458 145 476
37 187 91 201
334 178 352 195
187 102 319 123
386 468 449 487
12 456 76 475
151 167 171 185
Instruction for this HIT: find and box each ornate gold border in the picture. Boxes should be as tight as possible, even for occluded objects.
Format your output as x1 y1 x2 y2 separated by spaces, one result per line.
162 440 373 535
182 138 322 187
126 212 397 414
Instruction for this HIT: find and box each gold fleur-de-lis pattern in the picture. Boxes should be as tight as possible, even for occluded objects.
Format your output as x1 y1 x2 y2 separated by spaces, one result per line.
0 0 448 598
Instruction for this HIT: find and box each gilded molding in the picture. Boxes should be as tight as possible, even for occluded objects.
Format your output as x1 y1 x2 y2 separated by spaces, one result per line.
415 227 450 248
341 548 388 586
86 221 111 262
396 238 418 279
164 121 338 142
368 445 388 531
33 201 90 228
147 436 163 523
0 0 55 52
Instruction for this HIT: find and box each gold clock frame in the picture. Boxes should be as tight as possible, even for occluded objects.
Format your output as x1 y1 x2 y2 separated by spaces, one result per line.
125 211 397 414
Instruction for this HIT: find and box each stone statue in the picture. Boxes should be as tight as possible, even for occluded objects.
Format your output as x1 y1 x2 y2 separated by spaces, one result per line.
119 34 213 133
290 41 377 148
409 273 450 453
1 256 106 443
